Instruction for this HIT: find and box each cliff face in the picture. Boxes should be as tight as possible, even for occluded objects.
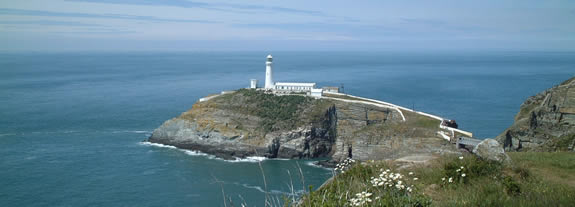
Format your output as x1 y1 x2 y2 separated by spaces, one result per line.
496 77 575 152
149 89 458 161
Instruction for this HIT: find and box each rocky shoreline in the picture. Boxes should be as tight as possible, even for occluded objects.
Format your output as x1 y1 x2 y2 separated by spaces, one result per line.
496 77 575 152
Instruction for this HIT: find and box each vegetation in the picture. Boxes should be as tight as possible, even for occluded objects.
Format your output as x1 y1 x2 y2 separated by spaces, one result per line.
549 133 575 151
508 151 575 188
299 152 575 206
201 89 334 133
351 109 441 141
515 103 537 121
401 110 441 130
237 89 311 131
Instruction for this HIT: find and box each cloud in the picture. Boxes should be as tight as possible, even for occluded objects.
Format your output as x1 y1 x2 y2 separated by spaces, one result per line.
0 8 218 23
0 20 101 27
66 0 326 16
0 20 136 35
232 22 400 37
400 18 446 26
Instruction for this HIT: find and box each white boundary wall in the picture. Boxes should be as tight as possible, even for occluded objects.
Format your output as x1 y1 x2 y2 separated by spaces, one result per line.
323 91 473 138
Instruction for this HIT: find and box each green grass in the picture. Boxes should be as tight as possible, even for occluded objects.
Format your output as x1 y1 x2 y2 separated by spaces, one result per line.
401 110 441 130
554 133 575 151
211 89 335 133
300 152 575 206
515 103 537 121
235 89 312 132
301 162 431 207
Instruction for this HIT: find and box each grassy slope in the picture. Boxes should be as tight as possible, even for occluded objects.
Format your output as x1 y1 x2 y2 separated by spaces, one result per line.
300 152 575 206
180 89 335 136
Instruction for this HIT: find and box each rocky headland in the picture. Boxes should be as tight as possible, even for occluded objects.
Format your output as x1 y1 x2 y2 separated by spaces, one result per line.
148 89 462 163
496 77 575 151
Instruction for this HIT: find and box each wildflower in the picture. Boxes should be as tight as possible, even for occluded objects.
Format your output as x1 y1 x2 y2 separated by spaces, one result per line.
408 172 414 175
349 191 373 206
413 177 419 181
459 156 464 160
461 173 466 177
442 177 446 181
460 166 464 169
456 169 461 172
448 177 453 183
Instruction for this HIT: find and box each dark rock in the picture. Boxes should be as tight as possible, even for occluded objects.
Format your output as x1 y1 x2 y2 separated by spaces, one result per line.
496 77 575 151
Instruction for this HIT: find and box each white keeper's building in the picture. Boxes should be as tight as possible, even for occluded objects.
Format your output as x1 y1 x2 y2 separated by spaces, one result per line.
250 54 324 98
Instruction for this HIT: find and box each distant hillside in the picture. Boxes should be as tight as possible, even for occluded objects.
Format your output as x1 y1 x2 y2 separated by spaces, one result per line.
148 89 459 162
497 77 575 151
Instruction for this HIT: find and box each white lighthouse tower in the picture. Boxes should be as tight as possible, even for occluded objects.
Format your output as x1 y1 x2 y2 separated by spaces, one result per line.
265 54 274 89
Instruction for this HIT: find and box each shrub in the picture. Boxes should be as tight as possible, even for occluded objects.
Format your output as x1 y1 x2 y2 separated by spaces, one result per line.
236 89 311 132
302 160 431 207
502 176 521 196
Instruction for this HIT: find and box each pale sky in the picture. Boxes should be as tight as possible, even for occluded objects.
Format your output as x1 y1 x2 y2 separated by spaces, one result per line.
1 0 574 51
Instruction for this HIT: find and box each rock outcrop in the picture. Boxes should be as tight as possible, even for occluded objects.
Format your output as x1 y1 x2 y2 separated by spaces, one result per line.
149 89 459 162
496 77 575 151
472 139 511 163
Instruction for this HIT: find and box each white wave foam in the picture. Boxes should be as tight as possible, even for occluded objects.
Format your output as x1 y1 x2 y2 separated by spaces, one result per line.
129 130 151 134
140 142 273 163
114 130 152 134
234 182 301 195
180 149 217 159
239 183 266 193
139 142 177 149
305 161 332 170
226 156 267 163
29 130 80 135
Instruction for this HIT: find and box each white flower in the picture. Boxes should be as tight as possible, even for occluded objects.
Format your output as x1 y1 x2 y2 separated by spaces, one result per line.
456 169 461 172
349 191 373 206
408 172 414 175
448 177 453 183
459 156 464 160
460 166 464 169
413 177 419 181
441 177 446 181
461 173 466 177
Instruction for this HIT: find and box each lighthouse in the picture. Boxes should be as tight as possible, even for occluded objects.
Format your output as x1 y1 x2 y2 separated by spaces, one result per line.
265 54 274 89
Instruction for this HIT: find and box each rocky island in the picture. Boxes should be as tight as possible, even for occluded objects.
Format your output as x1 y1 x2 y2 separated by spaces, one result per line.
148 54 476 164
148 89 469 164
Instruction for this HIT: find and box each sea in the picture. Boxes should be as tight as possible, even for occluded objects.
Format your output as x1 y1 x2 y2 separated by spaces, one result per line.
1 51 573 206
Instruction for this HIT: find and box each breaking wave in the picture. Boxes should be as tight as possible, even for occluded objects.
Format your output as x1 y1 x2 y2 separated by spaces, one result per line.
226 156 267 163
139 141 177 149
140 142 261 162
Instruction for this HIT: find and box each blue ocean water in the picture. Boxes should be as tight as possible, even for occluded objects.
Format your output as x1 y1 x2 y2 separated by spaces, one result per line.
0 51 573 206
